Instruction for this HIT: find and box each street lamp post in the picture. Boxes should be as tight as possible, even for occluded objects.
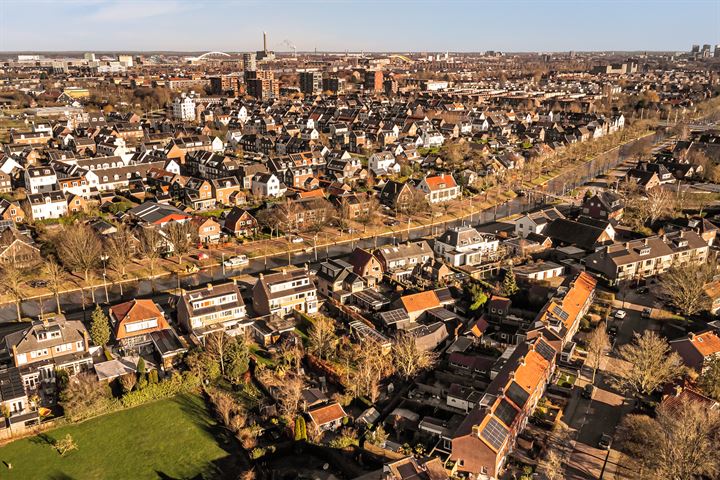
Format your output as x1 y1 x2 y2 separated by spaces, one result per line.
102 272 109 304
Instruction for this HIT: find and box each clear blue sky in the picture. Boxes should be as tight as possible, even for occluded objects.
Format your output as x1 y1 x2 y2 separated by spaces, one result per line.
1 0 718 52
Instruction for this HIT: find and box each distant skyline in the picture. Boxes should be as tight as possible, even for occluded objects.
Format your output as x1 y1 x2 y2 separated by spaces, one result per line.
1 0 719 53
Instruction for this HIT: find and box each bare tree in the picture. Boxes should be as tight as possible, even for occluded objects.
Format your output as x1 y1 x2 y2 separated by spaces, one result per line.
205 331 230 376
105 224 135 296
586 322 611 383
163 221 195 266
43 256 65 314
617 399 720 479
646 188 675 224
256 207 283 238
614 330 685 397
137 227 163 285
392 332 437 380
276 374 305 417
307 316 338 361
660 263 715 316
0 263 24 321
57 225 102 301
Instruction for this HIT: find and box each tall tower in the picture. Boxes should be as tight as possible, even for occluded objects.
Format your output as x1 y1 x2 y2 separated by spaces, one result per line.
263 31 267 53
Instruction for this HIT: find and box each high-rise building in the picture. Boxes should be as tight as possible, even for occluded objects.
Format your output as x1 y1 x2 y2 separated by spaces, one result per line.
383 77 398 96
243 53 256 72
84 52 96 62
364 70 383 92
323 77 342 94
246 70 278 99
299 71 323 95
691 44 700 53
715 45 720 58
210 74 242 95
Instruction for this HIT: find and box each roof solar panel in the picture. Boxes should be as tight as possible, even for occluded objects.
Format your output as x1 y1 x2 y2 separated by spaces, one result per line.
535 339 556 362
506 381 530 409
494 398 519 427
481 417 509 451
551 305 570 321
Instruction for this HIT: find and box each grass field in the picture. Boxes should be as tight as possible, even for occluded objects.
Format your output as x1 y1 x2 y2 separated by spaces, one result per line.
0 394 244 480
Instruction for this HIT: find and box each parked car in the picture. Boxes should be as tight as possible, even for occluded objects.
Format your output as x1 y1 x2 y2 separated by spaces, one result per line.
614 309 626 319
641 307 652 318
636 286 649 295
223 255 249 268
582 384 595 399
290 236 305 244
385 219 400 226
28 280 48 288
599 433 613 450
607 325 619 338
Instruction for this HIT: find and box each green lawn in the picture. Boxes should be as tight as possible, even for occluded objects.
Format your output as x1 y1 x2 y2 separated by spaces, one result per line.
0 394 244 480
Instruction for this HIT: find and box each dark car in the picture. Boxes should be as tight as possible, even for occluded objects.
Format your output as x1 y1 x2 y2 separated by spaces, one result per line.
636 286 649 294
599 433 613 450
582 384 595 399
641 307 652 318
28 280 48 288
607 325 618 338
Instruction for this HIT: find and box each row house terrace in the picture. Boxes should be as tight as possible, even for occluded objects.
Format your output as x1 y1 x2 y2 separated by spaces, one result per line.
584 230 709 285
450 336 557 479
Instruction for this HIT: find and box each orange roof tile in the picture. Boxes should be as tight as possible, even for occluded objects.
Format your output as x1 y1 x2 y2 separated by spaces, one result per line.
308 402 347 426
690 331 720 357
424 174 457 191
400 290 441 313
110 299 169 340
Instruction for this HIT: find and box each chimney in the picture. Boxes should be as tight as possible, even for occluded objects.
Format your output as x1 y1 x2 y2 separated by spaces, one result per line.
282 268 287 275
674 384 683 397
206 283 213 291
624 242 630 249
644 238 649 246
259 273 264 281
689 332 695 340
263 31 267 52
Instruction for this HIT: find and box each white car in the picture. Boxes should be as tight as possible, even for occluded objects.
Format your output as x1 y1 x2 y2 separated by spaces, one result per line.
290 236 305 244
614 309 627 319
223 255 249 268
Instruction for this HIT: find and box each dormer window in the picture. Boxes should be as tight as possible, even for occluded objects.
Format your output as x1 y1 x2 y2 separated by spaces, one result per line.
639 247 651 256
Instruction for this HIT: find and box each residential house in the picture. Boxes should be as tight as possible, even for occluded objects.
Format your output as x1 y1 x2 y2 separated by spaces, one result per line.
307 402 347 432
24 166 57 194
434 226 500 267
376 241 433 280
177 282 249 341
514 207 565 238
4 314 92 395
348 247 384 284
109 300 171 353
669 331 720 372
25 191 67 221
224 207 259 238
0 228 40 266
582 191 624 221
252 267 318 317
192 216 222 244
315 258 367 304
0 199 25 224
416 174 460 204
251 173 286 198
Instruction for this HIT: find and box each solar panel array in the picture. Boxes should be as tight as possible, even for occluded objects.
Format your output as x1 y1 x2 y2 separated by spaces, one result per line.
551 305 570 322
535 339 556 362
494 398 519 427
506 381 530 408
481 417 509 451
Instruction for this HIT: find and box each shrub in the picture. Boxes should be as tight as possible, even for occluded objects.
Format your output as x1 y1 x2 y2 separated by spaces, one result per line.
250 447 266 460
294 416 307 441
120 371 200 409
149 369 159 384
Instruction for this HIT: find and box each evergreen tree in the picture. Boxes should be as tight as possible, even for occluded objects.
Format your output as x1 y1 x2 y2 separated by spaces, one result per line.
89 305 110 347
502 266 519 297
294 416 307 441
136 357 147 389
